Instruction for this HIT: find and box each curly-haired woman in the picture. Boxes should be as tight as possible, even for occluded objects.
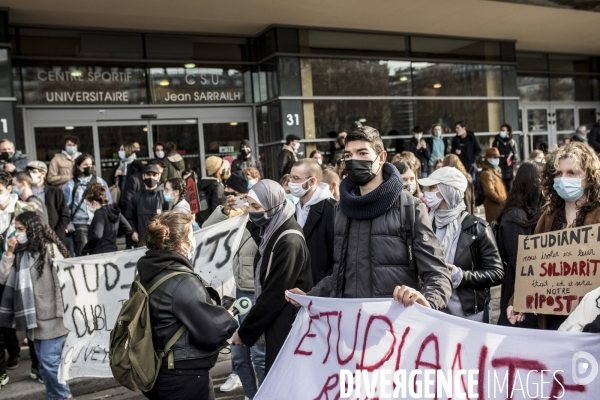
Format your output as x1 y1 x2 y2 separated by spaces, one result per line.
507 142 600 330
0 212 71 399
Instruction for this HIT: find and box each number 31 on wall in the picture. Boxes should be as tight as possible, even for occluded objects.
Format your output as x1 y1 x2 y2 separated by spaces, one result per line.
0 119 7 134
286 114 300 126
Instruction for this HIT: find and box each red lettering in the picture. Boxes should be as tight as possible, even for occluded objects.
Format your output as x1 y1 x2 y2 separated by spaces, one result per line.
319 311 339 364
564 262 570 276
313 373 340 400
540 263 547 277
414 334 441 399
526 295 534 309
336 310 361 365
450 343 469 399
478 346 488 400
550 372 585 398
491 357 546 400
590 259 600 275
539 294 547 308
356 315 396 372
294 301 319 356
571 262 578 276
392 327 411 390
553 296 564 312
547 296 555 306
580 261 586 276
564 295 578 313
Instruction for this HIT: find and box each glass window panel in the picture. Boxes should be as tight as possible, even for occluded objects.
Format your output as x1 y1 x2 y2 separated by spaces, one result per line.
516 52 548 71
203 122 249 162
574 76 599 102
550 77 575 101
301 59 412 96
18 28 143 58
19 64 147 105
33 126 94 164
530 134 549 153
518 109 523 132
548 54 592 73
414 101 502 133
517 75 549 101
526 109 549 132
97 125 150 183
410 37 501 61
579 108 598 130
148 66 247 104
145 35 248 61
555 108 575 132
412 63 502 97
306 30 406 57
153 123 201 175
0 49 11 98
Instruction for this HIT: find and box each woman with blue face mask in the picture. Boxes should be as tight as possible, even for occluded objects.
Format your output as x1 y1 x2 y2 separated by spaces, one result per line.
480 147 508 223
230 179 312 374
507 142 600 331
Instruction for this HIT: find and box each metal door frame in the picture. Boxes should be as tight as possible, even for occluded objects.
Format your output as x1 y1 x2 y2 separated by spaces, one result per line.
21 106 255 172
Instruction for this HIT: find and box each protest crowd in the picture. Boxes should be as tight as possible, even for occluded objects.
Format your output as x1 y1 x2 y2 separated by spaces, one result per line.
0 117 600 400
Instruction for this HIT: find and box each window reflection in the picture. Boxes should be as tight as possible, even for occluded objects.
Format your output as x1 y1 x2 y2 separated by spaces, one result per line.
412 63 502 97
414 101 502 133
517 75 550 101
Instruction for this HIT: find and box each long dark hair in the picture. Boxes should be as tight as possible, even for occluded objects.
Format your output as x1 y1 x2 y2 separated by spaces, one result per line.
15 212 70 277
497 162 544 228
72 153 95 178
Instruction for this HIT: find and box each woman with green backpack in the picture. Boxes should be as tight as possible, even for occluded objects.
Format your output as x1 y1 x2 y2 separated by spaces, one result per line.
135 211 238 400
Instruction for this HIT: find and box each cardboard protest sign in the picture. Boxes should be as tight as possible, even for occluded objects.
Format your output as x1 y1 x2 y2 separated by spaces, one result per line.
186 175 199 214
513 223 600 315
256 294 600 399
56 214 247 383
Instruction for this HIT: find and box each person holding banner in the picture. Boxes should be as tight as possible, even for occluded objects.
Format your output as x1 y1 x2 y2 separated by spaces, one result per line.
231 179 312 374
138 211 238 400
0 212 71 399
508 142 600 329
418 167 504 322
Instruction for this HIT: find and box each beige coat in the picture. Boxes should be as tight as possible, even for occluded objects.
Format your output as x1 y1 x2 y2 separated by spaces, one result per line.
47 153 75 188
481 163 507 223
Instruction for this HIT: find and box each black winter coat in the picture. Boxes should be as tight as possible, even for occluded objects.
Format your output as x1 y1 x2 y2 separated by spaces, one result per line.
237 217 313 373
451 131 482 174
44 185 70 246
125 184 166 244
118 172 142 213
492 135 520 181
588 122 600 153
297 198 336 285
82 205 132 255
196 178 224 226
135 250 238 370
232 154 264 179
309 191 452 310
433 213 504 317
496 208 538 328
110 160 144 190
406 137 431 174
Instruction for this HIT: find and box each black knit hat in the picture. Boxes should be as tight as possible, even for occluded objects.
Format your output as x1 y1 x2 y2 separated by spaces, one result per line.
240 139 251 149
225 170 249 194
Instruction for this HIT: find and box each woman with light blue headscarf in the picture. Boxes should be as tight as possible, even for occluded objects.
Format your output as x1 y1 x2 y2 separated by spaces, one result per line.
418 167 504 323
230 179 313 373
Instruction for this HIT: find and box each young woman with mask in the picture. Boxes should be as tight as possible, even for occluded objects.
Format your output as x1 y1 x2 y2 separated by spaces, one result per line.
231 180 312 374
418 167 504 322
480 147 507 223
111 142 143 191
0 212 71 399
309 150 324 167
428 124 446 175
82 183 132 255
508 142 600 330
137 212 238 400
164 178 191 213
393 161 424 204
63 154 112 256
496 163 543 328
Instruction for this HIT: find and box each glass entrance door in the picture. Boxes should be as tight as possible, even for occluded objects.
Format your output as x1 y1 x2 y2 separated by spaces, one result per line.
522 107 550 154
97 121 150 183
33 125 95 164
152 120 201 175
552 105 576 146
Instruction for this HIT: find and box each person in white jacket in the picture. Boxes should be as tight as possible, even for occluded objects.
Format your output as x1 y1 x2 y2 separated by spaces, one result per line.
559 286 600 332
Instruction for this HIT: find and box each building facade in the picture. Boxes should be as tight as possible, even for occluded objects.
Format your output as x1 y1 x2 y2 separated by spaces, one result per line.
1 12 599 180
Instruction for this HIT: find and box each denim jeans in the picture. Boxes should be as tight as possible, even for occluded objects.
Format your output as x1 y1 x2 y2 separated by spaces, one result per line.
232 289 266 399
34 336 71 400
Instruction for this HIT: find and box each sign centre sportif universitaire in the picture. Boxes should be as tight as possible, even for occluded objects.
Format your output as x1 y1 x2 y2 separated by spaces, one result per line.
19 65 245 104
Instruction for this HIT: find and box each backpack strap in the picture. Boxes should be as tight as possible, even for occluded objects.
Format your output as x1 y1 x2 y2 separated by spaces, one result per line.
399 191 417 281
265 229 304 280
135 271 195 369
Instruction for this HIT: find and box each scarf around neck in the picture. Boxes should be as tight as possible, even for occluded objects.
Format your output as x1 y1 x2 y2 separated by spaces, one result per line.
118 153 137 176
339 162 403 220
0 244 37 331
431 183 466 263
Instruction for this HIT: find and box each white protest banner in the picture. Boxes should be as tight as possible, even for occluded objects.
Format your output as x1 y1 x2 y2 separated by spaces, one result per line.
56 214 248 383
256 294 600 399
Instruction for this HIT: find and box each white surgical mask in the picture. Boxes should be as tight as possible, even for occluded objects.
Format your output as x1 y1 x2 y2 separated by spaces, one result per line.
491 158 500 167
424 191 443 210
535 157 544 163
292 142 300 151
118 150 127 160
0 192 9 205
317 159 322 165
288 178 312 198
155 151 165 159
414 134 423 142
16 232 28 245
30 172 41 185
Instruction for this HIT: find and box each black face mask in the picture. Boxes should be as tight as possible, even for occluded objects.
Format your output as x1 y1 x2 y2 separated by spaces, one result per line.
345 157 382 186
241 148 251 156
1 151 14 161
82 166 92 177
144 178 158 188
224 190 236 197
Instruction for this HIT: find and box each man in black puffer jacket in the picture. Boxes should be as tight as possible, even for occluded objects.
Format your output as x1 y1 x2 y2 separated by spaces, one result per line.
288 126 452 310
